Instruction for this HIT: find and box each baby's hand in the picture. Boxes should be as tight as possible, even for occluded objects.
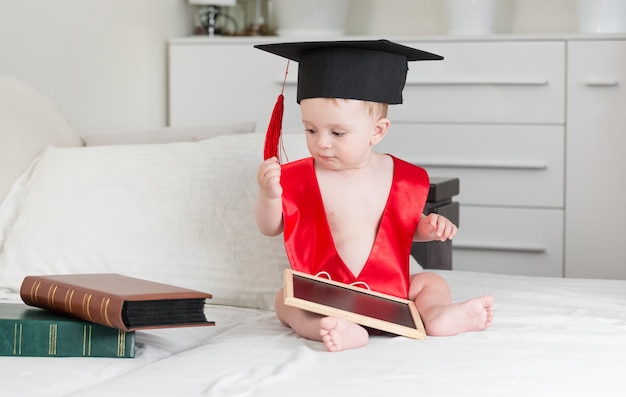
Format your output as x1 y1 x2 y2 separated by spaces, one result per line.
257 157 282 199
418 213 457 242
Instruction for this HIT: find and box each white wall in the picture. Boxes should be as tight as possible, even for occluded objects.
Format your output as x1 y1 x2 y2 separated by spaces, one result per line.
345 0 577 35
0 0 578 135
0 0 193 134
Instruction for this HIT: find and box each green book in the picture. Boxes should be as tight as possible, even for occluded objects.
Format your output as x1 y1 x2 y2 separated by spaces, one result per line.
0 303 135 358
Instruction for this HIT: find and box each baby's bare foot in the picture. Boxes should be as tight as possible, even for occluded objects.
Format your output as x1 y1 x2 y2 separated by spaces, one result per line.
424 296 494 336
319 317 369 352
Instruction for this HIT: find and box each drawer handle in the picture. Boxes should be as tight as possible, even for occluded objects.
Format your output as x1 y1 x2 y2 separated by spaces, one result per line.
405 79 549 87
410 159 548 170
454 242 546 253
584 80 619 87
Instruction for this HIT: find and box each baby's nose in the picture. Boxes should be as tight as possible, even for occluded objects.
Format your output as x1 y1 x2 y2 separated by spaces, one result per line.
317 133 332 148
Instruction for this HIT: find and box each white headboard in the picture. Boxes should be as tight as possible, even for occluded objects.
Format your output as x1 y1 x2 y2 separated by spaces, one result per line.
0 77 83 203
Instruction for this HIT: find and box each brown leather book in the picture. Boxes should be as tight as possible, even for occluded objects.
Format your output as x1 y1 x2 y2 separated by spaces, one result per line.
20 273 214 331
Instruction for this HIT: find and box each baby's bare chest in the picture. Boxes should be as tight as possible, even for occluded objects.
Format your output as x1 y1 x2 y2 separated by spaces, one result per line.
316 163 393 239
322 185 388 234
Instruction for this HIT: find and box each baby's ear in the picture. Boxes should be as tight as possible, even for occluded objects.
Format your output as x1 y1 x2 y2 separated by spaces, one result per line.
371 118 391 145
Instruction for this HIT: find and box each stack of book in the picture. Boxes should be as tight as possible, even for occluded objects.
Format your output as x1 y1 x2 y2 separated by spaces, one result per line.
1 273 214 358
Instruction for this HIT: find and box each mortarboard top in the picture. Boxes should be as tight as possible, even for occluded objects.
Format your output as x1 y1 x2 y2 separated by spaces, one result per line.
254 39 443 105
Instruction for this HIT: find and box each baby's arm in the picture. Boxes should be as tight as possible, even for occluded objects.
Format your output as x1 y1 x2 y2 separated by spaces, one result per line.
255 157 284 236
413 213 457 242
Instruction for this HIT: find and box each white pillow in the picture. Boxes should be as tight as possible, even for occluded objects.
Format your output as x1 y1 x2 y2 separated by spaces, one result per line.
82 122 255 146
0 133 309 310
0 76 83 205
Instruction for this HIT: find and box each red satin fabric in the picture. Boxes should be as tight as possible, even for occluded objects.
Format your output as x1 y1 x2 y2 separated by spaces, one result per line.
280 156 429 299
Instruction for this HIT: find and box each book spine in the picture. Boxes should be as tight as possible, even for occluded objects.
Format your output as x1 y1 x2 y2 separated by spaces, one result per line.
0 318 135 358
20 276 127 331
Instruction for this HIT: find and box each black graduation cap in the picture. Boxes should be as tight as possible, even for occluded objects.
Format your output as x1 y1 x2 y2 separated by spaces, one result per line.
255 39 443 105
254 39 443 160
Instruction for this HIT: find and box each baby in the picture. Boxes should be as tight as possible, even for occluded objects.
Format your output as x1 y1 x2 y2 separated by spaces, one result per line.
255 40 494 352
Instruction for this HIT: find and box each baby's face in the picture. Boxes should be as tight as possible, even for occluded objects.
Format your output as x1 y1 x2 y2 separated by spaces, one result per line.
300 98 380 171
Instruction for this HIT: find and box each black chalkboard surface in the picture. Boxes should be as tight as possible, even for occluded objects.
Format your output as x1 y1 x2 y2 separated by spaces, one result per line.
283 269 425 340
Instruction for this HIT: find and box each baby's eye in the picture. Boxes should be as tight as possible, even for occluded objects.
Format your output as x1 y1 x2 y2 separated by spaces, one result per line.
305 128 316 134
332 131 346 136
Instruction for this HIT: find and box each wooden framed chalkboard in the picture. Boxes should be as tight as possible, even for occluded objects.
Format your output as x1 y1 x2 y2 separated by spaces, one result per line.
283 269 426 340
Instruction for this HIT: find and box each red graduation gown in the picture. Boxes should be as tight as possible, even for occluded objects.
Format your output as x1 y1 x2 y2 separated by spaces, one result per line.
280 156 429 299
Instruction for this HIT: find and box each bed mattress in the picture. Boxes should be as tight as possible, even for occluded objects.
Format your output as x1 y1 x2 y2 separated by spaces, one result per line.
2 270 625 397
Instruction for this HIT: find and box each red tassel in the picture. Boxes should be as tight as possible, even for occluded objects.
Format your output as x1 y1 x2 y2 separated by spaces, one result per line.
264 61 289 162
264 93 284 161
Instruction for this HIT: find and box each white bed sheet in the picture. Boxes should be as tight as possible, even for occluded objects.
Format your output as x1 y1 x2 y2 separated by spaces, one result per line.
3 270 626 397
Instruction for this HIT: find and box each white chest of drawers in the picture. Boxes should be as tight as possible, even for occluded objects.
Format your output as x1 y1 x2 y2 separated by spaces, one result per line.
376 39 566 277
168 35 626 279
565 39 626 279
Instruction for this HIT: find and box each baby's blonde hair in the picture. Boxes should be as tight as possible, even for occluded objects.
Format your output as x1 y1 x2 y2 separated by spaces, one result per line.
328 98 388 120
364 101 389 120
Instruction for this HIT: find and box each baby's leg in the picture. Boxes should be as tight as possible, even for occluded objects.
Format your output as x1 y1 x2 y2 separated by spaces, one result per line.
274 290 369 352
408 272 494 336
